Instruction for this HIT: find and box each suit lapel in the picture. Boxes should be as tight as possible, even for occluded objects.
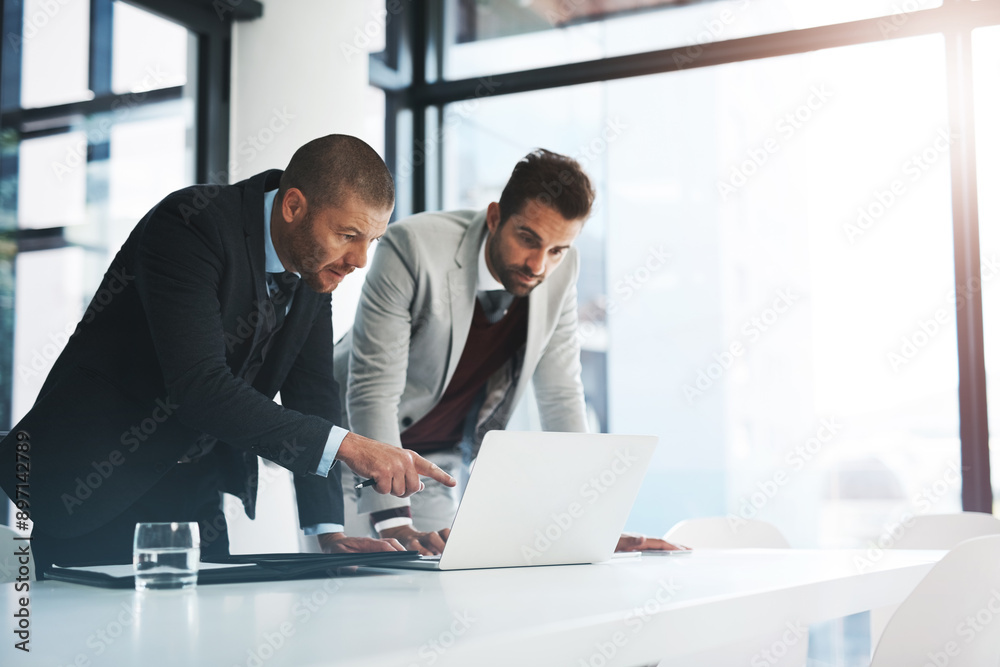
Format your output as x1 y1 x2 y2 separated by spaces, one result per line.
443 210 488 391
239 170 282 374
254 291 316 396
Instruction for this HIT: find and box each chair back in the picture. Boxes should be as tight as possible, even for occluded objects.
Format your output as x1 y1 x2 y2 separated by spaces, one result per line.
872 535 1000 666
888 511 1000 550
664 517 790 548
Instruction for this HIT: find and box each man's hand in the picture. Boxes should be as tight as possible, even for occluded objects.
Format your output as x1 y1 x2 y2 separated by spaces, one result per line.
337 432 456 497
615 532 691 552
379 525 451 556
318 532 406 553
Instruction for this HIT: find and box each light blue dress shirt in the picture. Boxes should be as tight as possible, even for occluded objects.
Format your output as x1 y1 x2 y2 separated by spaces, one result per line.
264 189 346 535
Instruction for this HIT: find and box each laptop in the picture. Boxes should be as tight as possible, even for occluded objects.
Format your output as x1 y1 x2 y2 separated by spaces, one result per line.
383 431 658 571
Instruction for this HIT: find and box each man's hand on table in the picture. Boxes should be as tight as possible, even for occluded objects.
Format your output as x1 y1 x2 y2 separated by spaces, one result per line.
379 525 451 556
318 532 406 554
615 532 691 552
337 432 456 497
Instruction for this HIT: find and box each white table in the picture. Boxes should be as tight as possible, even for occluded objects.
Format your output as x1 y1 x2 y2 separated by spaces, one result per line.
2 549 942 667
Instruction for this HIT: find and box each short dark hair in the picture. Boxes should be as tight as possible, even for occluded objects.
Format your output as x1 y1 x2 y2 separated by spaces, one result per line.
279 134 394 212
497 149 595 225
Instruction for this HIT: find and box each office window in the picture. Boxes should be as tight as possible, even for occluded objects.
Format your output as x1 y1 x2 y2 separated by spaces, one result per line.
20 0 92 108
614 35 959 547
111 1 191 94
106 106 195 224
2 1 200 432
364 86 387 159
11 248 87 420
17 132 88 229
12 109 195 424
445 0 944 79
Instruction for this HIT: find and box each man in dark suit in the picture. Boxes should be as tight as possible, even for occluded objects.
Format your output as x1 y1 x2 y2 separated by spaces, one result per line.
0 135 454 571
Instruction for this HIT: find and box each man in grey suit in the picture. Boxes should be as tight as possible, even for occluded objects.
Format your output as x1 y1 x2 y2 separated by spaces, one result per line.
336 149 683 554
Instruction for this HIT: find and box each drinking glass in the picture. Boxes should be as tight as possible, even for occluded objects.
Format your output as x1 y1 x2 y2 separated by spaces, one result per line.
133 522 200 591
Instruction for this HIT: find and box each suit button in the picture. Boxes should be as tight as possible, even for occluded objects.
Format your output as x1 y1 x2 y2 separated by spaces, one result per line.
401 417 413 427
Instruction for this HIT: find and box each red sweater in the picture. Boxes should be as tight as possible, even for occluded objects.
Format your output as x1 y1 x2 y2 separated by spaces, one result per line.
401 297 528 454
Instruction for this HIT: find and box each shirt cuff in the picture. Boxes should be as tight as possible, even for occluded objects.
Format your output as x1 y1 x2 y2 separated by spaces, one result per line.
313 425 349 477
373 517 413 533
371 506 413 533
302 524 345 535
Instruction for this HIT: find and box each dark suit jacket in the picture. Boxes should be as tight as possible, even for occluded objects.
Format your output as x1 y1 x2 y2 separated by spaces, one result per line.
0 170 344 538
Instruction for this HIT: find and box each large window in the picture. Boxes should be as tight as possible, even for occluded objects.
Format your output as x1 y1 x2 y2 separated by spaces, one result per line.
377 0 1000 547
4 1 198 428
0 0 260 527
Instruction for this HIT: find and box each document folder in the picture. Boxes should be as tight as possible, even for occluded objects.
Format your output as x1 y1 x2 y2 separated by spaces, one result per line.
45 551 419 588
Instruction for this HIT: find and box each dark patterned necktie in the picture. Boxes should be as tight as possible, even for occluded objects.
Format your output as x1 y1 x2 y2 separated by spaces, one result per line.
268 271 300 329
478 289 514 324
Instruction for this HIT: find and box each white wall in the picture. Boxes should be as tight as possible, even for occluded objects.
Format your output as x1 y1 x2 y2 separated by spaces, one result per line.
227 0 375 553
230 2 368 176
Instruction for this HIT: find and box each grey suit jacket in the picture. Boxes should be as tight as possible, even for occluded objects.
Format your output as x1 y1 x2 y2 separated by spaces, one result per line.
334 209 588 515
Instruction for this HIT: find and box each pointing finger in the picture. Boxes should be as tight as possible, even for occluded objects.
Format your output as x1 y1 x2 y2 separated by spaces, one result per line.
413 455 457 487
